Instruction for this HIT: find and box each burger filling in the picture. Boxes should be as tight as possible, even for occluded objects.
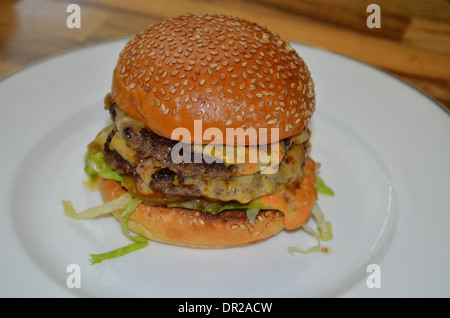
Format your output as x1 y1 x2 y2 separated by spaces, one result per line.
85 94 318 230
90 95 311 201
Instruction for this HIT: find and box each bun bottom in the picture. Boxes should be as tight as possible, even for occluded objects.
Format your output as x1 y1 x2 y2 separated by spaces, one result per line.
99 178 285 248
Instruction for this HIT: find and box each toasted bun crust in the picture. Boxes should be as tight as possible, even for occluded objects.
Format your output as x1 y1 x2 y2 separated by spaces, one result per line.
111 13 315 145
98 178 284 248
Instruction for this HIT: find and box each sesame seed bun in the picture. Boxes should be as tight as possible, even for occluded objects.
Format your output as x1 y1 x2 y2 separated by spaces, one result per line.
111 13 315 145
99 177 285 248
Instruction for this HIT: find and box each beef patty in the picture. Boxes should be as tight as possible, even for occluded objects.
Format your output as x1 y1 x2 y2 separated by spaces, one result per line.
110 103 238 181
101 102 306 202
103 128 203 197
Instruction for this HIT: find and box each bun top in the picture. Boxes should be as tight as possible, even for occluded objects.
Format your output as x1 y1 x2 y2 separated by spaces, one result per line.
111 13 315 145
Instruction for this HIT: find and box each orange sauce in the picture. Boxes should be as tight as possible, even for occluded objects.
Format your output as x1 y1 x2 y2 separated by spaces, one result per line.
240 162 257 175
259 157 318 230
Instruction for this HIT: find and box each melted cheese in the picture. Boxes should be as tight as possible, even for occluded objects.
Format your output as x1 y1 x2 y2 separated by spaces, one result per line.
114 107 144 148
90 123 137 164
183 144 305 203
91 124 114 149
192 140 284 165
109 132 137 163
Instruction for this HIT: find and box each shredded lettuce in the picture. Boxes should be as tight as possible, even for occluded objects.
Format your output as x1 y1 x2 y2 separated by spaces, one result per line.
318 222 333 242
311 203 333 241
245 207 261 225
89 242 148 265
287 225 321 255
84 151 123 182
168 199 270 225
119 197 147 243
168 200 258 214
316 177 334 196
67 155 335 263
287 163 333 253
288 203 332 255
63 193 133 219
63 193 149 264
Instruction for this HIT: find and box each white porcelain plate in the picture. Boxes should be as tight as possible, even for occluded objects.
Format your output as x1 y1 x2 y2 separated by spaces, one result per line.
1 39 449 297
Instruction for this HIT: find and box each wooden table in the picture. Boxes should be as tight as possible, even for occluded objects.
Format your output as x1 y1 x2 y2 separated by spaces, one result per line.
1 0 449 110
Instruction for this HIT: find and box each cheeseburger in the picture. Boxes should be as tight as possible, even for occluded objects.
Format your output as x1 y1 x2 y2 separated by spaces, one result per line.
65 14 331 261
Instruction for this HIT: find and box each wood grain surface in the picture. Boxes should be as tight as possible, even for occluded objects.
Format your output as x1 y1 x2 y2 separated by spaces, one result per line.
1 0 449 110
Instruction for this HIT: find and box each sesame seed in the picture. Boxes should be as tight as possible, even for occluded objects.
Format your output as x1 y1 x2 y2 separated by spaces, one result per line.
116 13 315 133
